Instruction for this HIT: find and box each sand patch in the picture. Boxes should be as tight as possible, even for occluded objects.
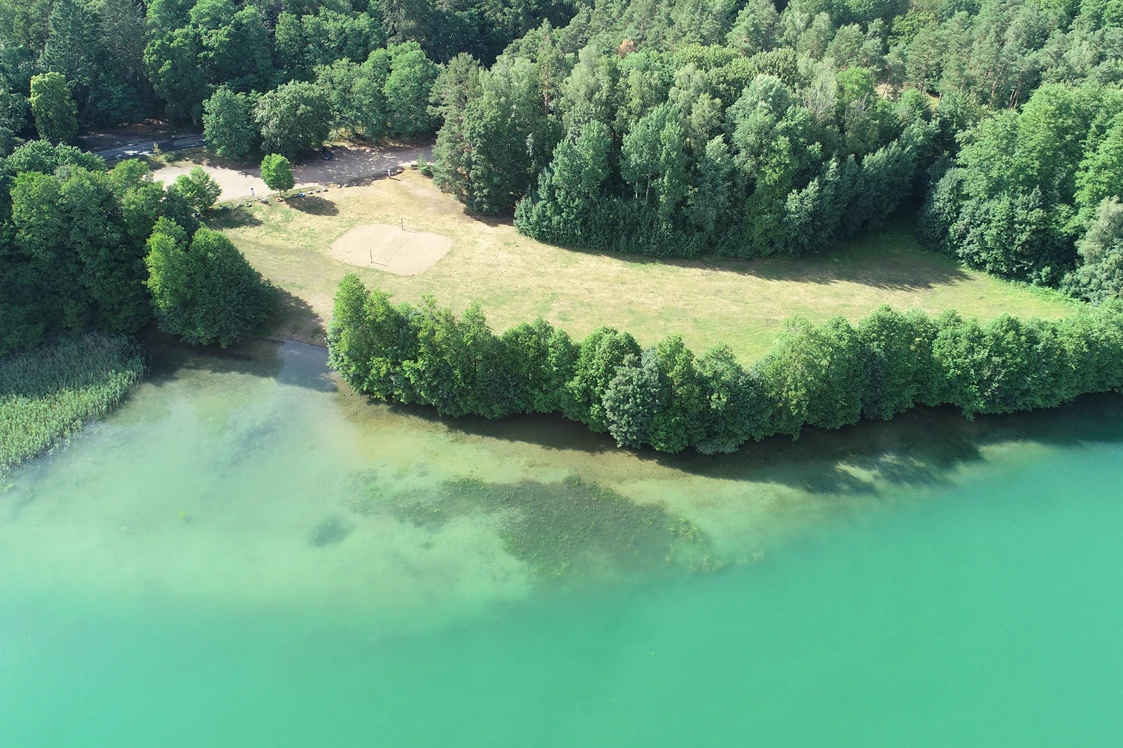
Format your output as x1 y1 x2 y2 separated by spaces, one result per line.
328 223 452 276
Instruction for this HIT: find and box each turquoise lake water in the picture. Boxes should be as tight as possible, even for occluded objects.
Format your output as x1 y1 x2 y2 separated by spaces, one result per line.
2 339 1121 746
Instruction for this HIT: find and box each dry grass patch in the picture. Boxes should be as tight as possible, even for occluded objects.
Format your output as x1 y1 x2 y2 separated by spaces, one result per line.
212 171 1080 361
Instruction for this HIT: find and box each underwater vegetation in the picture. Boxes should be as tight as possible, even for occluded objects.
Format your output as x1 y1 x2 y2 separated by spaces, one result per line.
348 474 710 580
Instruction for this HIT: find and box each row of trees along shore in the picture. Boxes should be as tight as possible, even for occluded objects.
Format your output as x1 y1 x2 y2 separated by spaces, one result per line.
329 274 1123 454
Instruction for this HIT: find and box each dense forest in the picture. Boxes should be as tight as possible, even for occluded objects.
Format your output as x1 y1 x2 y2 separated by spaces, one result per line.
0 0 572 147
329 275 1123 454
426 0 1123 300
2 1 1120 300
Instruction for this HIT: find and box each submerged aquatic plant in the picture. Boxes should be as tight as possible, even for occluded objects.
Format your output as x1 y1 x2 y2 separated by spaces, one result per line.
0 333 145 477
358 475 711 581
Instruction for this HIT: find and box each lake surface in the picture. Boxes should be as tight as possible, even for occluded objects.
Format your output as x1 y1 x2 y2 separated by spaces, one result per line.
2 339 1122 746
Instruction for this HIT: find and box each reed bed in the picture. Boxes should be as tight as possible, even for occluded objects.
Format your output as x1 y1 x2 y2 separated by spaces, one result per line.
0 333 145 477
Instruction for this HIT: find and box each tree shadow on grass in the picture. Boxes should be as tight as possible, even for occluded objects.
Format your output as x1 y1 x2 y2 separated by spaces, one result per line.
205 206 264 229
286 195 339 216
456 210 972 291
264 286 327 347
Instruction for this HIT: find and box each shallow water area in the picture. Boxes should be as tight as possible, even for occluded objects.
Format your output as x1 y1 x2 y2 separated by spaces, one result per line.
2 338 1122 745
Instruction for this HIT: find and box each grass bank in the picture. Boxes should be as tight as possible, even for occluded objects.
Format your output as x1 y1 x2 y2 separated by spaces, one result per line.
213 170 1079 361
0 333 145 477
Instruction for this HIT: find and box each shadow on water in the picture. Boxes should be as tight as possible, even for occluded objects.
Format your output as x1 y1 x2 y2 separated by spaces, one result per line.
404 392 1123 496
140 328 336 393
389 403 618 456
662 394 1123 494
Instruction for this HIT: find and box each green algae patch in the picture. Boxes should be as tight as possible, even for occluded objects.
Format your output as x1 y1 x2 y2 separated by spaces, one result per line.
349 474 710 580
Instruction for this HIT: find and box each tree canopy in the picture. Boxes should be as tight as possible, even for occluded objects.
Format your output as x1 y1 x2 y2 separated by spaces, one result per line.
328 278 1123 454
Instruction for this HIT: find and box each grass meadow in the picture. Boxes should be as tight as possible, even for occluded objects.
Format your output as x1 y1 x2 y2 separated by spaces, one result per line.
0 333 145 477
212 170 1079 361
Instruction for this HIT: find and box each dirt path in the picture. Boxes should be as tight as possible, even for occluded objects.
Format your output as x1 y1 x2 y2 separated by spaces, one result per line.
151 142 434 201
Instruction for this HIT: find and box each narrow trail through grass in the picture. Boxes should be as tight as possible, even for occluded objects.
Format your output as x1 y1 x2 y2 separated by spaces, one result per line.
214 171 1079 361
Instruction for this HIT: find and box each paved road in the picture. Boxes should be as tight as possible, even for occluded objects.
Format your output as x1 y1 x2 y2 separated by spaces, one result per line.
91 133 206 161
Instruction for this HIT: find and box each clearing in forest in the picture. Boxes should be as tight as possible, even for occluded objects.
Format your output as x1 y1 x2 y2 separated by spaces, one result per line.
210 170 1079 359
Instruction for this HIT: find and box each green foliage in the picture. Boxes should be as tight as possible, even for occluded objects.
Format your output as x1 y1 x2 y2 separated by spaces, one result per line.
327 273 417 401
603 336 704 452
456 54 561 214
144 27 208 123
260 154 295 194
430 54 483 203
384 42 440 138
171 167 221 213
202 87 258 160
565 326 642 432
255 81 333 159
857 306 941 419
327 279 1123 454
0 332 144 477
145 223 274 347
647 336 704 453
1065 197 1123 303
316 52 391 141
399 299 511 417
603 352 660 448
7 163 152 341
28 72 77 143
0 142 218 356
922 82 1119 287
274 6 386 81
515 121 613 243
500 318 579 413
758 315 867 437
695 345 772 454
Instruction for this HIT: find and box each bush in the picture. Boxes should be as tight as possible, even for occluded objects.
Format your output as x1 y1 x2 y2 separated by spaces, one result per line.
145 221 274 347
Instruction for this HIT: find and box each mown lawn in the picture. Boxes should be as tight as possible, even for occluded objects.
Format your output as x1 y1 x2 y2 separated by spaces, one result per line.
213 170 1079 362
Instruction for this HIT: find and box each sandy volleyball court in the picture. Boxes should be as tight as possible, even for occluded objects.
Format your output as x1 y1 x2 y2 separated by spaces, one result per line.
328 223 453 275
